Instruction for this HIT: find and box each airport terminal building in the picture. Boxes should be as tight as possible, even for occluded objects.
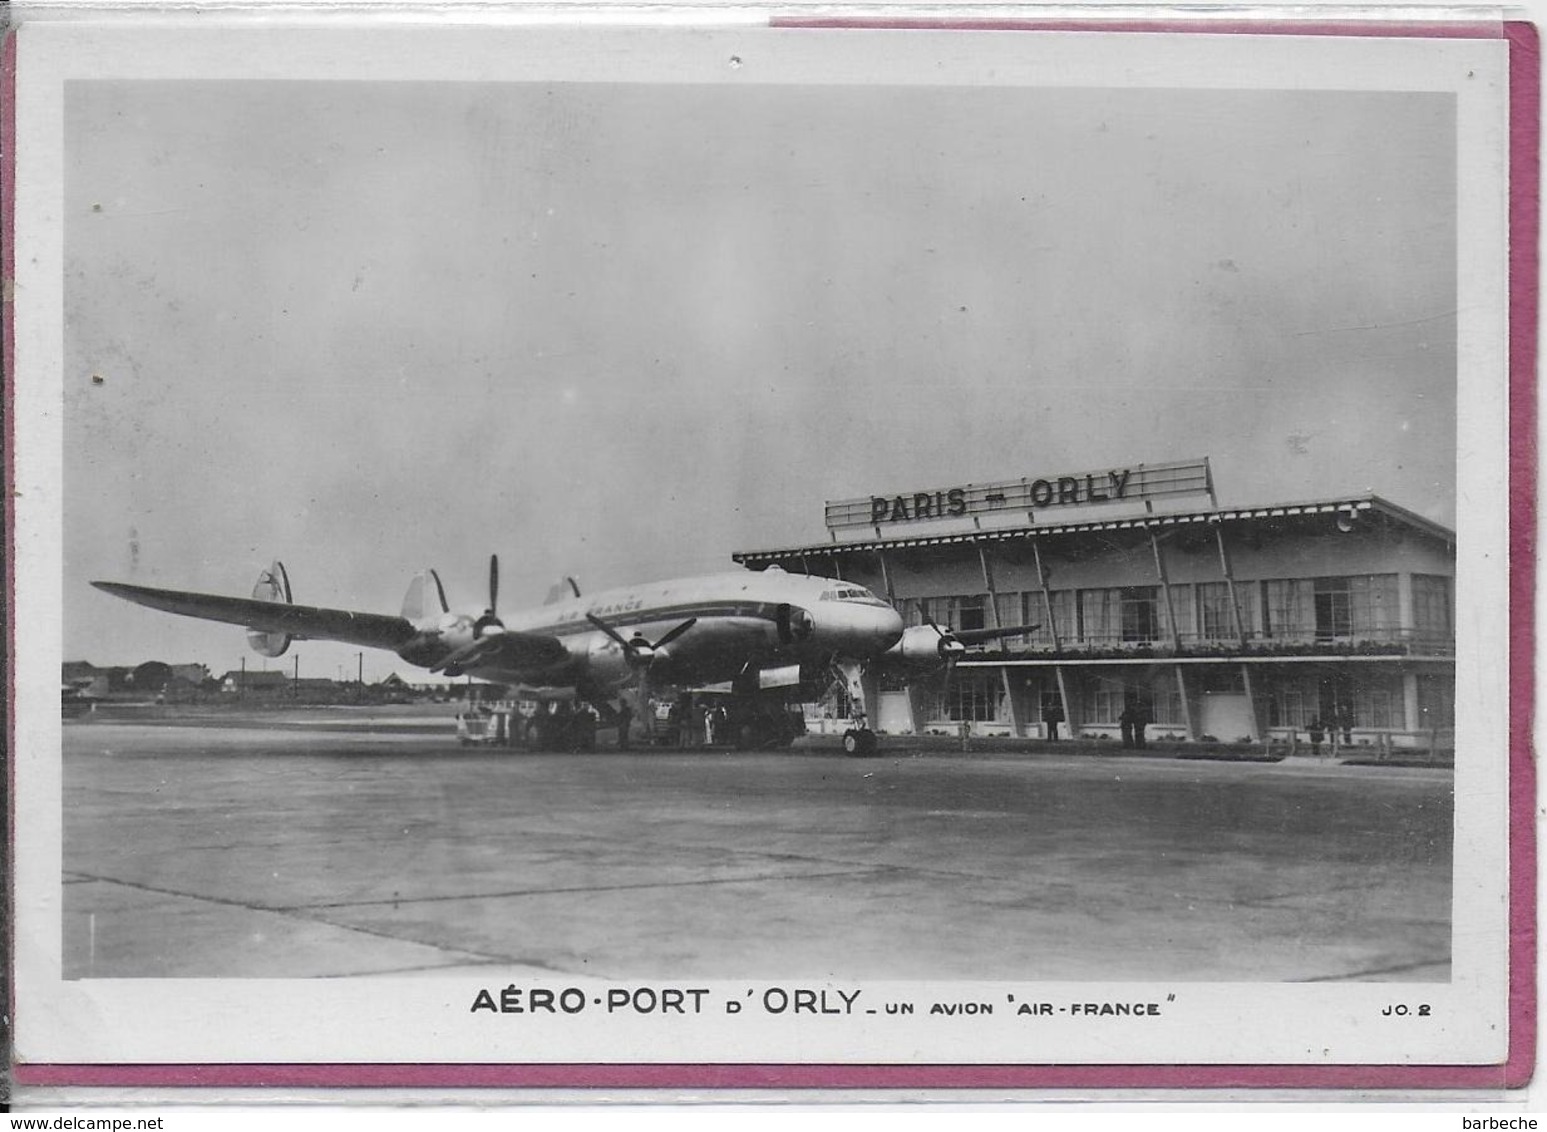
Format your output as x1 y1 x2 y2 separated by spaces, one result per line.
733 458 1455 749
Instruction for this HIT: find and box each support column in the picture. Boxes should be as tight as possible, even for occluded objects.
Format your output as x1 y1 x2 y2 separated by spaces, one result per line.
976 541 1000 621
1213 522 1250 648
903 678 925 735
874 548 896 604
1403 670 1421 732
1055 665 1078 739
1174 664 1196 740
993 667 1021 735
1148 527 1180 649
1030 536 1062 649
977 541 1025 735
1239 663 1264 741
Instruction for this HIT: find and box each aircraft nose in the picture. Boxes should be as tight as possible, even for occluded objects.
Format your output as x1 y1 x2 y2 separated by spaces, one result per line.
875 605 904 650
812 602 904 656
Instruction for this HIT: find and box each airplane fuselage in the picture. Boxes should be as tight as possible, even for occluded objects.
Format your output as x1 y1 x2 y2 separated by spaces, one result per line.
441 568 903 692
93 562 906 717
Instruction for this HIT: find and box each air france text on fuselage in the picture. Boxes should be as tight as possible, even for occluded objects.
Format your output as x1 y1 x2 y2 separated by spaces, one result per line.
554 598 646 624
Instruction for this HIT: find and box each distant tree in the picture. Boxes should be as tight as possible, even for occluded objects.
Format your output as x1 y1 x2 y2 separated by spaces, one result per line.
132 661 173 692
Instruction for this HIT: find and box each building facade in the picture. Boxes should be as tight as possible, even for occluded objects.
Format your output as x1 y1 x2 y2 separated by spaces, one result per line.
734 466 1454 749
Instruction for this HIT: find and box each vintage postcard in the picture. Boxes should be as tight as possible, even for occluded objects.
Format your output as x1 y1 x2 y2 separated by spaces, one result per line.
5 9 1532 1094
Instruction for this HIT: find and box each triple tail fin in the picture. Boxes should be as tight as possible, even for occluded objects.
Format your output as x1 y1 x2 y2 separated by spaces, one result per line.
543 576 582 605
401 569 451 621
246 560 293 658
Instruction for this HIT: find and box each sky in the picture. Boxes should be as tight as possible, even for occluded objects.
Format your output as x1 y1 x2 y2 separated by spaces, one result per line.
62 79 1458 681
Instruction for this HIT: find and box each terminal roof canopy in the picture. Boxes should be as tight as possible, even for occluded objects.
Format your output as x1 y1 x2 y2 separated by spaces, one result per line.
732 493 1455 567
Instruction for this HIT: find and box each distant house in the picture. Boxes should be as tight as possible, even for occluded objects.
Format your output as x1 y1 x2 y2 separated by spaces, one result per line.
170 663 211 687
62 661 128 699
220 670 290 695
63 660 101 690
62 660 98 684
66 659 216 702
62 660 110 700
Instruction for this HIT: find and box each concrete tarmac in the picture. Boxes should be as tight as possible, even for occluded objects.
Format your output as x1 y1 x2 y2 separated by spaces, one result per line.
62 718 1452 982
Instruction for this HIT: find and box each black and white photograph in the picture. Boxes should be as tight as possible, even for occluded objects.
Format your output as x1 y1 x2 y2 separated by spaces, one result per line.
9 17 1519 1076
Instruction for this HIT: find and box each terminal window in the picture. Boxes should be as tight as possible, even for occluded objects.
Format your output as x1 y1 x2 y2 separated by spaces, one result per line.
1266 678 1315 727
1119 587 1160 643
923 671 999 722
1265 575 1397 641
1412 574 1453 648
1353 678 1402 729
909 595 987 634
1416 673 1455 729
1080 587 1161 645
1196 581 1258 642
1313 578 1354 639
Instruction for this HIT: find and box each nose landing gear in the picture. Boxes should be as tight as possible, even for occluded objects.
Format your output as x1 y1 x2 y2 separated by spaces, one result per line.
841 726 878 757
832 659 881 757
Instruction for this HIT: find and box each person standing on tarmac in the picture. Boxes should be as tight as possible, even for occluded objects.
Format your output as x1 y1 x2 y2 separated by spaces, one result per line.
1336 702 1355 747
664 699 680 748
1043 698 1064 741
1119 703 1136 749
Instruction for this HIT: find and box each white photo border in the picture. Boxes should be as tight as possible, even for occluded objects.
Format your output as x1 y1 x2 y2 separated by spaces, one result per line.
6 14 1528 1088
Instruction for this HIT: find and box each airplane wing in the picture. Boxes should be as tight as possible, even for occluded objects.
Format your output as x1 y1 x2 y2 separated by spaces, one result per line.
954 623 1040 645
427 627 572 674
92 581 417 652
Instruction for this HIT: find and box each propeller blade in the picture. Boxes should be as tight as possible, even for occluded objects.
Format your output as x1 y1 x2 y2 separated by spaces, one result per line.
920 612 966 659
489 554 500 618
586 612 634 651
429 569 450 614
652 617 697 650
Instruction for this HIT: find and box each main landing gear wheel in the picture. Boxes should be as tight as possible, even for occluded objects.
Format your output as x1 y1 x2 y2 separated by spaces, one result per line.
842 728 878 757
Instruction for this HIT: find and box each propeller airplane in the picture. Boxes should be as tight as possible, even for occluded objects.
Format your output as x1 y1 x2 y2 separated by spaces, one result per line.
94 557 1029 754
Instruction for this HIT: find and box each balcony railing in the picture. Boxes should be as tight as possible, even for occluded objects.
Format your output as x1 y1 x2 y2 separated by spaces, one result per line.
965 626 1456 660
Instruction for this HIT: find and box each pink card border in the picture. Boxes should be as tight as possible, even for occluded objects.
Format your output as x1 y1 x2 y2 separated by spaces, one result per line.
5 16 1536 1095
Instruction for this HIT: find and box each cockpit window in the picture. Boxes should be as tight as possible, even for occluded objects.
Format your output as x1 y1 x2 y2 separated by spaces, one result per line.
820 586 890 606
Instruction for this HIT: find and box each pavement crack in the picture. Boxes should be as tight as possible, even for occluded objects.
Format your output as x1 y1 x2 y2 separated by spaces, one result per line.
282 866 894 911
65 870 519 967
1297 958 1452 982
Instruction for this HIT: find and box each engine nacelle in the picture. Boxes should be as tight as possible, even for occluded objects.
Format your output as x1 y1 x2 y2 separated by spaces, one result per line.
396 611 480 671
585 634 637 687
246 561 293 658
889 624 966 666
